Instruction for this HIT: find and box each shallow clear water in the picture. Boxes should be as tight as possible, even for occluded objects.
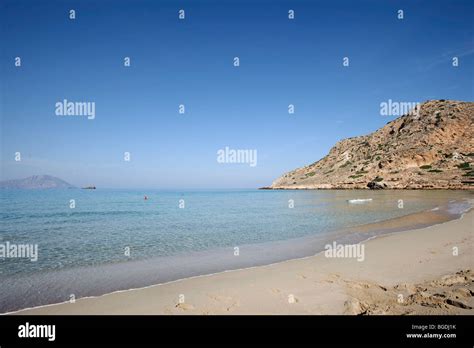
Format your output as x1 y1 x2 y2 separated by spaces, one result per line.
0 189 471 312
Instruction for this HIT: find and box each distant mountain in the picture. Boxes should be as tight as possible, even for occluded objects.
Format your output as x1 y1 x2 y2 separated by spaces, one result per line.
268 100 473 190
0 175 76 189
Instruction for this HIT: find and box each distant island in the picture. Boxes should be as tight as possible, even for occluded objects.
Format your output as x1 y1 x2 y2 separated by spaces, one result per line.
0 175 75 189
266 100 473 190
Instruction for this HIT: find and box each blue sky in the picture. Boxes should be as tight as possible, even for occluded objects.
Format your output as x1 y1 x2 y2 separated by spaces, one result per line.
1 0 473 188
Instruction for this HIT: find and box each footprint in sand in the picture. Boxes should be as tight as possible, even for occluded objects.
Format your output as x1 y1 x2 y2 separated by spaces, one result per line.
225 304 239 312
175 302 195 311
207 294 240 312
288 295 299 304
207 294 234 302
344 280 371 289
325 273 341 284
345 280 388 292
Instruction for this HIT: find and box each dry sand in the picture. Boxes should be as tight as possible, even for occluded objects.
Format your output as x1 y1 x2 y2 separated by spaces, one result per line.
13 210 474 315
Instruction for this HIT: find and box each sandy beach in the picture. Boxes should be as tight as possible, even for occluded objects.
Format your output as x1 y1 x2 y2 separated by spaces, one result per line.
13 209 473 315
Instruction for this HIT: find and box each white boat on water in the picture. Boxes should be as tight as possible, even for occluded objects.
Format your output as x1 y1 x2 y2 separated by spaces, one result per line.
347 198 373 204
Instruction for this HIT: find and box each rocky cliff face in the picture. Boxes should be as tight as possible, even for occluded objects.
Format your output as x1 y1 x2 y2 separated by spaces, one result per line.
270 100 474 190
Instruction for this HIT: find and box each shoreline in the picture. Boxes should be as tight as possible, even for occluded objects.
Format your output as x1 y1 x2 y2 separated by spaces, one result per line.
2 198 469 314
10 204 473 315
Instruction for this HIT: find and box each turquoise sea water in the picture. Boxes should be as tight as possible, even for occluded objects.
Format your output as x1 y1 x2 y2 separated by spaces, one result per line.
0 189 471 312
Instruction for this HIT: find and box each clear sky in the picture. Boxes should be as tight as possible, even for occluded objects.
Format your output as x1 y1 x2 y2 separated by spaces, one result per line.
1 0 473 188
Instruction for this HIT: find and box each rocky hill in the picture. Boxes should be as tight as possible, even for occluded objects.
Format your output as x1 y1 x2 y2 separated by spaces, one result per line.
268 100 473 190
0 175 75 189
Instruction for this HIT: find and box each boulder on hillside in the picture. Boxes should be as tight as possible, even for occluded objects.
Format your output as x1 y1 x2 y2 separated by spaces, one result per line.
367 181 385 190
